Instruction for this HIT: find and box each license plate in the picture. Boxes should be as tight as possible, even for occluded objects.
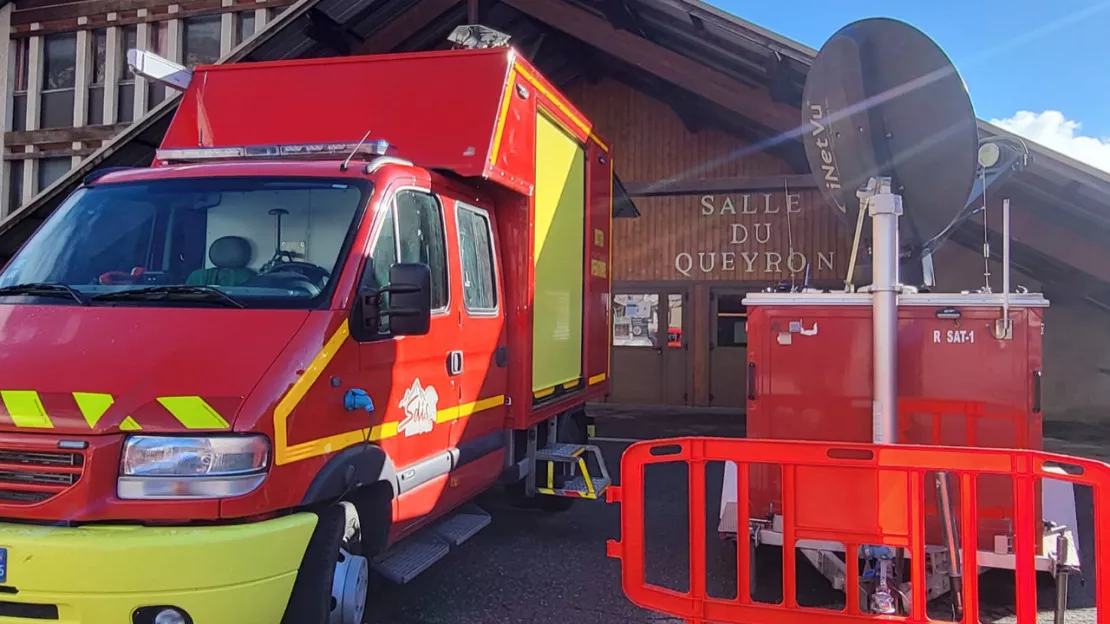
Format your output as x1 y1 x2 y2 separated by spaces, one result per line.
0 547 8 583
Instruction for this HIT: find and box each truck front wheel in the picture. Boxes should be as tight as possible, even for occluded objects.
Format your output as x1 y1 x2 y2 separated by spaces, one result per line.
282 501 368 624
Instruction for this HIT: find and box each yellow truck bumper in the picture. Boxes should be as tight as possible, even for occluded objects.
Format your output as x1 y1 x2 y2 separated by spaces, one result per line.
0 512 317 624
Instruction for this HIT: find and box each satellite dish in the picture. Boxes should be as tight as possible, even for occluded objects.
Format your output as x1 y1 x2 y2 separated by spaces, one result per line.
801 18 978 272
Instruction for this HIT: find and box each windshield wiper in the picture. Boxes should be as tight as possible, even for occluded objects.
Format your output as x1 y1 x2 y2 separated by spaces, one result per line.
91 285 246 309
0 283 91 306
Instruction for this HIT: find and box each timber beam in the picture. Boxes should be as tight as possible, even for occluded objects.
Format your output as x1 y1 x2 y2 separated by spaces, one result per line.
979 198 1110 285
500 0 799 133
305 7 363 55
623 174 816 196
598 0 648 38
355 0 463 55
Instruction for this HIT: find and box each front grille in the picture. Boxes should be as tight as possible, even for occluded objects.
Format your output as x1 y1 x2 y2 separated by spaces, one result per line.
0 491 53 504
0 450 83 506
0 451 80 467
0 600 59 619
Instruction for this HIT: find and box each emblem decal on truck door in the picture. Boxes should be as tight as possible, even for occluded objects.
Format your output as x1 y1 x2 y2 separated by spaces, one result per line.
397 379 439 437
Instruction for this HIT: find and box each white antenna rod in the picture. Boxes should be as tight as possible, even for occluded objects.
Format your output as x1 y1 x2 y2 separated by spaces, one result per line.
1002 198 1011 319
993 197 1014 340
341 129 374 172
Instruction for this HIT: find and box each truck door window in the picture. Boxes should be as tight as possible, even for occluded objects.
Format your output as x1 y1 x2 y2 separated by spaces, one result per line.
456 202 498 314
394 190 449 312
368 208 396 334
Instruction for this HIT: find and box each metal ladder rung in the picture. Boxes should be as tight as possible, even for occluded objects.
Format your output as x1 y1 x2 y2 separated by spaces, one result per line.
534 444 611 499
535 442 588 462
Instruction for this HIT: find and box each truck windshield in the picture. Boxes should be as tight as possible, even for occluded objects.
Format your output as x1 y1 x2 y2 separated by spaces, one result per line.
0 175 370 309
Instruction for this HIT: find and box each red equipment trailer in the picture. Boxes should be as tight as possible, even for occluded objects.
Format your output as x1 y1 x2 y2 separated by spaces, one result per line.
609 16 1096 623
0 30 613 624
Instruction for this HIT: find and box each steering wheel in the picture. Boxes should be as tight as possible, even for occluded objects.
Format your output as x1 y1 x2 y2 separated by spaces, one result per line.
261 262 330 285
98 266 147 285
245 271 323 297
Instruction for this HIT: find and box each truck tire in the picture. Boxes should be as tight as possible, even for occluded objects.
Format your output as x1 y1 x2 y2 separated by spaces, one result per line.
281 502 369 624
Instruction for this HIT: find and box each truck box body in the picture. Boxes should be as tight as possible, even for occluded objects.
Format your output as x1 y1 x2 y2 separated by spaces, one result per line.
743 292 1045 551
159 47 614 431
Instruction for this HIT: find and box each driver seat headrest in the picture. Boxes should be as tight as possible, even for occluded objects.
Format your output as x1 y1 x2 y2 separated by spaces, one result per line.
209 236 252 269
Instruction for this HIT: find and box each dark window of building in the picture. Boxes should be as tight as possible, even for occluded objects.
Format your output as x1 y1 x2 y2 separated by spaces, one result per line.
37 157 71 192
41 34 77 129
8 160 25 211
715 296 748 348
87 29 107 125
183 16 222 67
12 39 29 131
91 29 107 84
395 190 449 310
147 21 169 108
117 26 138 122
43 34 76 90
236 11 256 46
457 204 497 312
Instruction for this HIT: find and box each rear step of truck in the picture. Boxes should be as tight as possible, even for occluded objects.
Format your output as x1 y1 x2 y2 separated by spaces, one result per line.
534 443 611 499
371 504 491 584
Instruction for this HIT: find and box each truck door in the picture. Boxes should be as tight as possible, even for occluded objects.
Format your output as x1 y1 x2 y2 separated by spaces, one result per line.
443 199 508 503
354 187 459 529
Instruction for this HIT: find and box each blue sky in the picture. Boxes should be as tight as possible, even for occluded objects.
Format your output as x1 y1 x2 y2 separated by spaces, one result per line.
709 0 1110 170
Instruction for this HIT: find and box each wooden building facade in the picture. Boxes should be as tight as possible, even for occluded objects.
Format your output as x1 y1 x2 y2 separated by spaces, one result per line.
563 78 852 408
0 0 295 217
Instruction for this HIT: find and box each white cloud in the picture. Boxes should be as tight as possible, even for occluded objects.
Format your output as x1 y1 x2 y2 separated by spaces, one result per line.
989 110 1110 172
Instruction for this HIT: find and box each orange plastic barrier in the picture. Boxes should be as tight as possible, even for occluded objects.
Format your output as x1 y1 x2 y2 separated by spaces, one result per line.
605 437 1110 624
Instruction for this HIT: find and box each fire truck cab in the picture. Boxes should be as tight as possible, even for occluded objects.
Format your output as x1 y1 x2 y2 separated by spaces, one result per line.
0 37 613 624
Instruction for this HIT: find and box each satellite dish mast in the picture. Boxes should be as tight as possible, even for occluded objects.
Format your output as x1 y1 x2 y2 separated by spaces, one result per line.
801 17 979 448
803 18 979 290
800 19 980 616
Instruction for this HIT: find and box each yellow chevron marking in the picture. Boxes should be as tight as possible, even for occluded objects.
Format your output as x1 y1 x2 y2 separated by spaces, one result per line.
73 392 114 428
1 391 53 428
157 396 230 429
1 391 51 428
73 392 142 431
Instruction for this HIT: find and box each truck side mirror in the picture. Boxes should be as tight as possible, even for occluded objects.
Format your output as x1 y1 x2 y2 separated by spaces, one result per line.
383 263 432 336
351 262 432 340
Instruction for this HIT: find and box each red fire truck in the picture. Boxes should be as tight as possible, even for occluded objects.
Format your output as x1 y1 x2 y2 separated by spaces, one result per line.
0 30 612 624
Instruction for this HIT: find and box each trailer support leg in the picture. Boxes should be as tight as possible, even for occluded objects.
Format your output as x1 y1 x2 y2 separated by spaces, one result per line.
936 471 965 619
1054 531 1070 624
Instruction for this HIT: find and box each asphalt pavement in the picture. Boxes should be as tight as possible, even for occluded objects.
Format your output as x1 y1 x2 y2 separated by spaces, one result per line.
363 408 1100 623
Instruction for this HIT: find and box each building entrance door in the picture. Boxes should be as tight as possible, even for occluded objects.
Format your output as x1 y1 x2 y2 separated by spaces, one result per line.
709 291 749 409
609 289 689 405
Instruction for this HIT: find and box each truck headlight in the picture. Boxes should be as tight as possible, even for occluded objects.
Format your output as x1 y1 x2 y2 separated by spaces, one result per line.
118 435 270 500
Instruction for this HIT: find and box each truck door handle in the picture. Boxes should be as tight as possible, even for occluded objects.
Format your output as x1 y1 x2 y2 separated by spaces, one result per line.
446 351 463 376
1032 370 1042 413
747 362 756 400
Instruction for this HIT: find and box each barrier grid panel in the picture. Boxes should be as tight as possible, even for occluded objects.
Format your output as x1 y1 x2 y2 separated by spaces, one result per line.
605 437 1109 624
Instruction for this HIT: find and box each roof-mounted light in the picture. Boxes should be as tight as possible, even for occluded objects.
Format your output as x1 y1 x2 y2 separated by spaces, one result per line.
156 139 394 164
127 49 193 91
